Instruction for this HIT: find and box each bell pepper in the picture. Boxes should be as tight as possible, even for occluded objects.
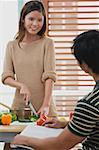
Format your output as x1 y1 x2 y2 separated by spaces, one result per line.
36 115 47 126
69 112 74 120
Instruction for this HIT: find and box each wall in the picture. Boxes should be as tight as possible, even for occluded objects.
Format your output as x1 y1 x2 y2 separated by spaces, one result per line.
0 0 18 110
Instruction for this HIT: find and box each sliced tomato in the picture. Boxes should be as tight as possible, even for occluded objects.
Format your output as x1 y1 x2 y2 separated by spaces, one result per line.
36 115 47 126
41 115 47 120
36 118 45 126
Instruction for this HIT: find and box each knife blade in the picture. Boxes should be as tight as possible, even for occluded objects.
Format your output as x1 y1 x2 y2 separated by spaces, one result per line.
28 101 38 117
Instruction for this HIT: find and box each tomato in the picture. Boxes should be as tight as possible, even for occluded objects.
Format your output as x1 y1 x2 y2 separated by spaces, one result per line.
41 115 47 120
36 118 45 125
36 115 47 126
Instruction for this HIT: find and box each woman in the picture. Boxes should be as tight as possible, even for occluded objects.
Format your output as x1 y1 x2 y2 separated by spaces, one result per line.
2 0 57 117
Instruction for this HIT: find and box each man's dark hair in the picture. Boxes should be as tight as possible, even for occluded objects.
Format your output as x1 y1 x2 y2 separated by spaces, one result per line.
71 30 99 74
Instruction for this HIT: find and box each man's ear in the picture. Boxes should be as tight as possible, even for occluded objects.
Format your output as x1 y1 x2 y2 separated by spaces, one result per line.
80 62 89 73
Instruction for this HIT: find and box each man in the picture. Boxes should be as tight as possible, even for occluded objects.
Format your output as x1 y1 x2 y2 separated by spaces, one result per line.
12 30 99 150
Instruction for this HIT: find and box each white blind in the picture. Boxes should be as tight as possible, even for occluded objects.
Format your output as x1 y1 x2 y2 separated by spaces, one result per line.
41 0 99 116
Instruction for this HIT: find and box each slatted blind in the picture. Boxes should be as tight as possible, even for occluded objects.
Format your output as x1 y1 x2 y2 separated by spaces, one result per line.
42 0 99 116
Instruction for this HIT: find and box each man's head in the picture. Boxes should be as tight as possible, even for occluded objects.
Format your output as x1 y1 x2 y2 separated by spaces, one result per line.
71 30 99 74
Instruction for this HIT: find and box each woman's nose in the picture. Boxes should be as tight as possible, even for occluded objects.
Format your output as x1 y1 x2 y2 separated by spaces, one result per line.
32 20 38 26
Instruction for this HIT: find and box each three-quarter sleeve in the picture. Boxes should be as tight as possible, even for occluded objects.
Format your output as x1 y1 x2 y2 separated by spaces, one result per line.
1 42 15 83
42 38 56 82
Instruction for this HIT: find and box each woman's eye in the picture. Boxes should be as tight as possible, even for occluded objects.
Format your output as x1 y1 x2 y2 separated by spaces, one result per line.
29 17 34 21
28 17 43 22
38 19 42 22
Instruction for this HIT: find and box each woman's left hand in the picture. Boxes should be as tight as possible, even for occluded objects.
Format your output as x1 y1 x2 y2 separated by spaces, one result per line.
37 105 49 117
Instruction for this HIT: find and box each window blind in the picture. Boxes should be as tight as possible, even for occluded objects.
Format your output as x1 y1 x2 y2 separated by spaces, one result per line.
42 0 99 116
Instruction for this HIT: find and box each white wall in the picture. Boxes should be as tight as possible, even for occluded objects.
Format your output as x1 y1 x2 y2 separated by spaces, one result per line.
0 0 18 110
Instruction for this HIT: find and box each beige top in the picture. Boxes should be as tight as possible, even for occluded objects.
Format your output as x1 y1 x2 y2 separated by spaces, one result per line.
2 36 57 116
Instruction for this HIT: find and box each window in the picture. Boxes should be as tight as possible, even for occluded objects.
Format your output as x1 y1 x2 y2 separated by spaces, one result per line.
42 0 99 116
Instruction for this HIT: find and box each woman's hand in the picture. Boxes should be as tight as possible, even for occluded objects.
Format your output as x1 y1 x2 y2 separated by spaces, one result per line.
20 83 31 105
37 105 49 117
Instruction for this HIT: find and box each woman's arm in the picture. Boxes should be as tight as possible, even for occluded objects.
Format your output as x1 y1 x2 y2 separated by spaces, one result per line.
4 77 23 89
4 77 31 102
43 79 54 106
37 78 54 116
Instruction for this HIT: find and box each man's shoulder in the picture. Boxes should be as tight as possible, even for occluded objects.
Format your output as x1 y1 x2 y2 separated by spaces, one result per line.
77 88 99 112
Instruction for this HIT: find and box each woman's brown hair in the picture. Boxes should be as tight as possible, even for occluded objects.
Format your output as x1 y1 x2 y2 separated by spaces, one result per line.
15 0 46 44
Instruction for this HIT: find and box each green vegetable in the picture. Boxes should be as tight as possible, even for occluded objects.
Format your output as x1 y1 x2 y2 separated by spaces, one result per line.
18 118 32 122
11 113 17 122
0 113 2 125
30 115 39 122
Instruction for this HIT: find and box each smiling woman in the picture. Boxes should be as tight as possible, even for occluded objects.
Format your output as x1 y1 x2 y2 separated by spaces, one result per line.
19 9 45 49
24 10 44 34
1 0 57 119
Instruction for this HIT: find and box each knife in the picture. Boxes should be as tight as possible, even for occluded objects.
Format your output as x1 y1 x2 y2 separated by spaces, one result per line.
28 101 38 117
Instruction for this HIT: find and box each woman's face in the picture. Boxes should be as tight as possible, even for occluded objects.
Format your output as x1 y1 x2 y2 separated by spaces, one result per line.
24 10 44 35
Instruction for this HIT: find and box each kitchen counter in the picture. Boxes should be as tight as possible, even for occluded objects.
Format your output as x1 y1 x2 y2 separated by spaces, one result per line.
0 117 69 143
0 121 34 143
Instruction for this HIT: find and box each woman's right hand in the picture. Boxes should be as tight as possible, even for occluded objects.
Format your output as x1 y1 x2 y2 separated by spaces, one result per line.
20 83 31 105
3 77 31 104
